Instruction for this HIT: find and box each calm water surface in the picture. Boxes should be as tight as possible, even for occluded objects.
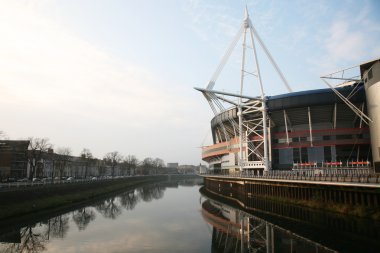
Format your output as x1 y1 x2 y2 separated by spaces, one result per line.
0 178 209 253
0 178 379 253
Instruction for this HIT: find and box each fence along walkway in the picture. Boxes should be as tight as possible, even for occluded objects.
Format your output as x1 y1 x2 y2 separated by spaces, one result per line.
200 168 380 185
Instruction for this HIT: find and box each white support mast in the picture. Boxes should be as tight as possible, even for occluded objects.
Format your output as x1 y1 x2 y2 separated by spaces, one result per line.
195 7 292 173
245 9 269 172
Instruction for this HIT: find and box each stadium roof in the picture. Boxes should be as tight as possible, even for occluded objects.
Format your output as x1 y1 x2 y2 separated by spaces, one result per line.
267 84 365 111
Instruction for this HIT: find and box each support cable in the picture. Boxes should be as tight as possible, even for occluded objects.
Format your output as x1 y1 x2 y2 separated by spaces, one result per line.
207 25 244 90
248 20 293 93
321 79 372 125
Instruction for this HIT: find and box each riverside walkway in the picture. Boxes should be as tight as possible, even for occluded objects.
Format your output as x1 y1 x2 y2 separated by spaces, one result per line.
200 168 380 186
200 169 380 208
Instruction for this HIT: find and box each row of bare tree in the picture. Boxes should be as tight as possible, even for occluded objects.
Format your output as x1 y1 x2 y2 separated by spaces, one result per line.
27 137 166 180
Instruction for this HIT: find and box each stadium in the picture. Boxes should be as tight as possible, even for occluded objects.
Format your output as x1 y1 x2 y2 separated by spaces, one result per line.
197 10 380 175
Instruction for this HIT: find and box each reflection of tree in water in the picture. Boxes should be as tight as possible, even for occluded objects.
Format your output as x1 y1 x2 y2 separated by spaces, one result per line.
1 214 71 253
2 225 47 253
137 184 165 202
151 185 165 200
95 197 122 219
119 190 140 210
46 214 70 239
0 180 194 253
72 208 96 231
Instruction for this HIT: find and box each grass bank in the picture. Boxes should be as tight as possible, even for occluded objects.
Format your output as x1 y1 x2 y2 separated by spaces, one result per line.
276 196 380 220
249 194 380 220
0 176 167 222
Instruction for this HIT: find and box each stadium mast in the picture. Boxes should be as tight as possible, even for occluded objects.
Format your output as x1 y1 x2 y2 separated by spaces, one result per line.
195 7 292 173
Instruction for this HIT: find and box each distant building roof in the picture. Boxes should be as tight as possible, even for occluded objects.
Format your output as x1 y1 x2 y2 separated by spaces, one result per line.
0 140 30 151
167 163 179 168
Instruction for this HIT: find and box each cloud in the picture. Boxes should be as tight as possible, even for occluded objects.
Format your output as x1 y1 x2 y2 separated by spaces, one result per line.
0 1 173 122
306 1 380 77
0 0 209 162
324 21 365 62
182 0 241 48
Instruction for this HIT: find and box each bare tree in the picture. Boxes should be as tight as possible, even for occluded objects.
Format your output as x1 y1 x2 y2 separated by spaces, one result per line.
48 152 58 180
119 160 127 176
96 159 106 177
80 148 93 179
104 151 122 177
139 157 164 175
27 137 51 180
152 158 165 174
56 147 72 178
124 155 139 175
141 157 153 175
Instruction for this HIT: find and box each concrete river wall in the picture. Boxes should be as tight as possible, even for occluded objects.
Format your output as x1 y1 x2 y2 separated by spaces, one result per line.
202 175 380 218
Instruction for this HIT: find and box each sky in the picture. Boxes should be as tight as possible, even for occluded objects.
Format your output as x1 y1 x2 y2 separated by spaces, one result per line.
0 0 379 165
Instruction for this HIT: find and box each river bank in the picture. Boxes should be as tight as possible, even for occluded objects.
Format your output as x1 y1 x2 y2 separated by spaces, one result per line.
0 175 199 223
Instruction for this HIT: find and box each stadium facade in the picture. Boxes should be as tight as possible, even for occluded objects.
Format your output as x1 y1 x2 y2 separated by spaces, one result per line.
202 60 378 172
198 9 380 174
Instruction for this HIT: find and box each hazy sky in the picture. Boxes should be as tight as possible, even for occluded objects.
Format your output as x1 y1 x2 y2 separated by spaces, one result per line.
0 0 379 165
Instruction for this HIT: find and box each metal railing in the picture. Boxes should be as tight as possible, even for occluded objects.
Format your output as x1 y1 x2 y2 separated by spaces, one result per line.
199 168 380 185
0 174 196 192
0 176 143 192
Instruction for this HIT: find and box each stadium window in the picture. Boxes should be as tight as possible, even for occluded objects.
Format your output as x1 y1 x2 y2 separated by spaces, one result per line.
293 148 300 162
324 146 332 161
336 134 352 140
301 148 308 162
273 149 279 164
375 162 380 173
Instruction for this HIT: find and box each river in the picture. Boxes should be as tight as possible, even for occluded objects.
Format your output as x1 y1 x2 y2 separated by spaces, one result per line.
0 177 379 253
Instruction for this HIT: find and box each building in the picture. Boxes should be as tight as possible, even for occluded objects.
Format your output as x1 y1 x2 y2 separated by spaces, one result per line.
178 165 198 174
201 59 380 174
167 163 179 169
0 142 106 179
197 9 379 174
362 59 380 173
0 140 29 180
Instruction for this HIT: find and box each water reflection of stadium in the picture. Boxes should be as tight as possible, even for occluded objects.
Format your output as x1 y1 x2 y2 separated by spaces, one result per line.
200 187 380 253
